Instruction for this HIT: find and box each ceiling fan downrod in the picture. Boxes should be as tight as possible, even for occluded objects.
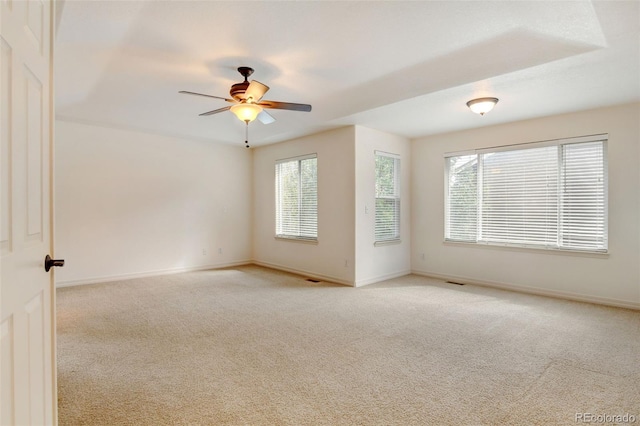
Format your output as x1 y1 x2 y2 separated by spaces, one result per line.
237 66 254 81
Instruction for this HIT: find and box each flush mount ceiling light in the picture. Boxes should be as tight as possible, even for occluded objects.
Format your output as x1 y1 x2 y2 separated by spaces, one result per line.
466 97 499 115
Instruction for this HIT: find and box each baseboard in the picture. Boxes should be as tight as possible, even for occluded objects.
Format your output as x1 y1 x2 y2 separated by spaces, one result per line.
59 263 637 310
252 260 354 286
55 260 253 288
354 269 412 287
411 269 640 311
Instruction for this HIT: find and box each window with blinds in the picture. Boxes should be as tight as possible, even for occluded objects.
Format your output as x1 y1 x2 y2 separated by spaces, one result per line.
375 151 401 243
275 154 318 241
445 135 607 253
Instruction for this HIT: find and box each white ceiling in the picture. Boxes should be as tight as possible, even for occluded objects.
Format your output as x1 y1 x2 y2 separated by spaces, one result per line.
55 1 640 147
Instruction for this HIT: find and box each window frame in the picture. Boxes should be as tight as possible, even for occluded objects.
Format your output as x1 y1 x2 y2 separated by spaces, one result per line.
444 134 608 254
374 151 401 245
275 153 318 242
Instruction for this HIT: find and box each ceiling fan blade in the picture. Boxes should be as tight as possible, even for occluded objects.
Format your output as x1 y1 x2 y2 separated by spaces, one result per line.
244 80 269 102
257 110 276 125
199 106 231 116
258 100 312 112
179 90 234 103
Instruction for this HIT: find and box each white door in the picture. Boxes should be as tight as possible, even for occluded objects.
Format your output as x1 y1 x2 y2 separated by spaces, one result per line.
1 0 57 424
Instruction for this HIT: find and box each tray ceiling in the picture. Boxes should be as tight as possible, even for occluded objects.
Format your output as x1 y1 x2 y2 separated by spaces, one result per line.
55 1 640 146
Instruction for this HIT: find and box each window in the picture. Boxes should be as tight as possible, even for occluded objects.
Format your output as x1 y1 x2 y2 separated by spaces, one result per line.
275 154 317 241
445 135 607 252
375 151 401 243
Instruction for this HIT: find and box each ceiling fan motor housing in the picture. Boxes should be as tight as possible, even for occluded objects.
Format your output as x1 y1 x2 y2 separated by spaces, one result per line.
230 67 255 101
230 81 250 101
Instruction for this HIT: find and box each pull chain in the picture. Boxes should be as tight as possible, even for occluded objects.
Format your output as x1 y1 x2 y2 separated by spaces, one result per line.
244 120 250 148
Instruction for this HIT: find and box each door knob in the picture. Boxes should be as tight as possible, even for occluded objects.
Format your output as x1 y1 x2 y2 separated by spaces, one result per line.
44 254 65 272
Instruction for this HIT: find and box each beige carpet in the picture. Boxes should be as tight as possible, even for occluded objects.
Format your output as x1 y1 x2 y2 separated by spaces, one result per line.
56 265 640 425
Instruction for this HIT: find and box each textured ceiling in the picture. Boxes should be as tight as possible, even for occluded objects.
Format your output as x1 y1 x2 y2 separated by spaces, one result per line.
55 1 640 147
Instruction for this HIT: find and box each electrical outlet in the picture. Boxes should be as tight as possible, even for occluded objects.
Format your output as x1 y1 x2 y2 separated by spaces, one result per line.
421 253 425 261
218 248 223 255
202 249 207 256
344 259 348 268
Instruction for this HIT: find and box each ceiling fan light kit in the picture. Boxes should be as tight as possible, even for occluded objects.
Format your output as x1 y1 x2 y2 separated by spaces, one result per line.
230 103 262 123
467 97 499 115
180 67 312 147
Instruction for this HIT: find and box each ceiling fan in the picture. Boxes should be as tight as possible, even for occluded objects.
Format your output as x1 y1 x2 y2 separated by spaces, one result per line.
180 67 312 146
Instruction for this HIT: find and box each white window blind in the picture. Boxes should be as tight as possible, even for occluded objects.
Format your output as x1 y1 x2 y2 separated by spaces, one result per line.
445 135 607 253
480 146 559 246
445 154 477 242
375 152 400 242
560 141 606 250
275 154 317 240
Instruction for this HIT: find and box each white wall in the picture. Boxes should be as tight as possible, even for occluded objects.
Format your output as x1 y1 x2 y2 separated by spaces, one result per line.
354 126 411 286
252 127 356 285
56 103 640 306
411 103 640 308
55 120 252 285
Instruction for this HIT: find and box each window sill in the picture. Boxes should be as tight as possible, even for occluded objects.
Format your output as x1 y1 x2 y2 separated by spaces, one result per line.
275 236 318 245
374 239 401 247
443 240 609 258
